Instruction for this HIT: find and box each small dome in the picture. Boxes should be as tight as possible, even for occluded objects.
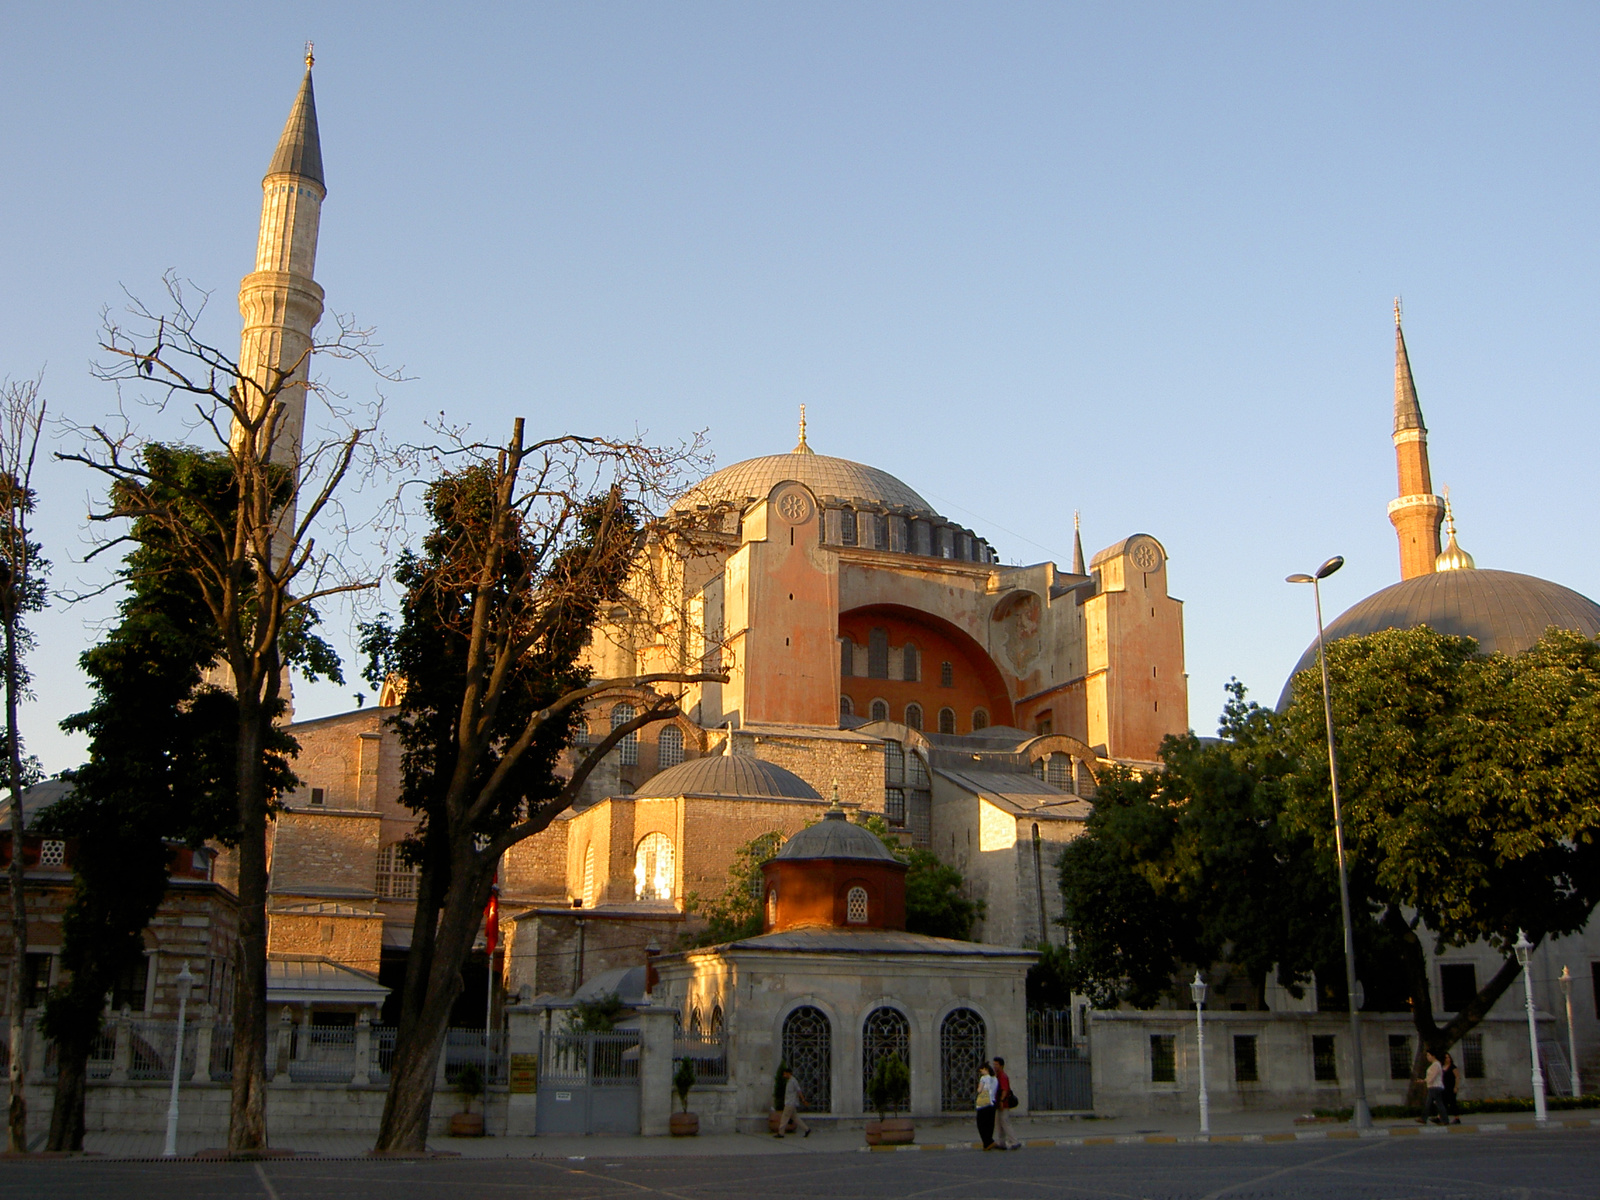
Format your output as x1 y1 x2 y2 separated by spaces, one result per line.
674 452 935 517
1279 568 1600 708
634 755 822 801
775 807 899 862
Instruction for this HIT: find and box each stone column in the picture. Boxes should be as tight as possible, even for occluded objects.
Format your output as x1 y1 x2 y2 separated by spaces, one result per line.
272 1005 295 1081
110 1006 133 1083
503 1004 542 1136
190 1004 216 1083
635 1004 678 1136
352 1007 373 1086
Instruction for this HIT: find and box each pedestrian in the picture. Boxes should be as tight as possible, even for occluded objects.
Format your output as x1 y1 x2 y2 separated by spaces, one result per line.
975 1062 999 1149
1441 1052 1462 1125
991 1056 1022 1150
774 1067 811 1139
1420 1050 1449 1126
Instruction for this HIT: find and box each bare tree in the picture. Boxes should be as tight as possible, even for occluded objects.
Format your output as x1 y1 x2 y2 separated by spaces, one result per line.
60 280 394 1153
1 374 47 1153
365 419 726 1151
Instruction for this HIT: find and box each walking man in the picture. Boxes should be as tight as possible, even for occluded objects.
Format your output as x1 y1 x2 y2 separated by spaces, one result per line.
991 1056 1022 1149
775 1068 811 1138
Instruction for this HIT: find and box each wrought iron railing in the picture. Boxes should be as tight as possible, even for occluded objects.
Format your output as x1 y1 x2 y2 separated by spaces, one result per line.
672 1029 727 1085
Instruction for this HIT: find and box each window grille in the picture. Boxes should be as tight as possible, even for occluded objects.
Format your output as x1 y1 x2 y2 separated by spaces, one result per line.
1233 1035 1258 1082
885 739 904 783
1388 1035 1412 1080
885 789 905 826
908 753 928 789
940 661 953 688
658 725 684 769
573 722 590 745
1462 1033 1485 1079
376 843 420 900
868 628 889 679
904 703 923 731
689 1007 703 1036
840 510 857 546
611 703 638 766
766 887 778 926
870 700 889 722
39 839 65 868
938 708 956 735
861 1006 910 1108
840 695 853 720
1032 758 1046 781
902 644 919 682
111 956 148 1013
971 709 988 731
1150 1034 1176 1082
1312 1034 1338 1081
781 1006 832 1112
710 1005 723 1036
840 637 854 677
941 1008 987 1110
1046 755 1070 789
909 791 932 849
581 845 596 906
634 832 674 901
846 886 869 924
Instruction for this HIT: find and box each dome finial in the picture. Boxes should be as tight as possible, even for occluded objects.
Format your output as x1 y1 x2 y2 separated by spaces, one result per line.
1435 486 1476 572
305 40 314 69
793 405 813 454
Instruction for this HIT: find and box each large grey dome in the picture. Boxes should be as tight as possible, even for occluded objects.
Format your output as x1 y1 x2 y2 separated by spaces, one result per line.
1279 568 1600 708
775 808 899 862
674 452 935 516
634 755 822 801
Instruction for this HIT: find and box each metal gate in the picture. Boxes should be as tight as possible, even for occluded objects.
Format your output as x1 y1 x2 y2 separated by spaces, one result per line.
536 1029 640 1134
1027 1008 1092 1111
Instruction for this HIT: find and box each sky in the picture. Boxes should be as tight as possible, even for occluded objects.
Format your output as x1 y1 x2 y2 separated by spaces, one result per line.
5 2 1599 775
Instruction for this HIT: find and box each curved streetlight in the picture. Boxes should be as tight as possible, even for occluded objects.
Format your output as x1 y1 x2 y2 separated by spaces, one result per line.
1287 555 1371 1129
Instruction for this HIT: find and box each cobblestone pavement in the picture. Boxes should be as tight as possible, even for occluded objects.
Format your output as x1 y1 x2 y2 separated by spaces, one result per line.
3 1127 1597 1200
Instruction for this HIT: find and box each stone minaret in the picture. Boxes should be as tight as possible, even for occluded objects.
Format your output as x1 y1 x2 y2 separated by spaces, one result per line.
237 47 325 472
1385 302 1444 580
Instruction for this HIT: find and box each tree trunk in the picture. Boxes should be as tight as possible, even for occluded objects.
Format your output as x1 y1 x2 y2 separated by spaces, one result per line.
45 1031 89 1152
4 615 29 1154
226 703 271 1154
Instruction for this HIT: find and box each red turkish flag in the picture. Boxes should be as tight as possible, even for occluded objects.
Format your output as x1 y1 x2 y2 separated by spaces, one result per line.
483 887 500 956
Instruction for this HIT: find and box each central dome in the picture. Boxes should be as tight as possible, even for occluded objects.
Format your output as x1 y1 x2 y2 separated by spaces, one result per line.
674 452 935 516
635 755 822 801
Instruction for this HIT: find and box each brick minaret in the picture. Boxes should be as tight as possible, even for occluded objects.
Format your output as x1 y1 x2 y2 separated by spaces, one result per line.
237 47 325 473
1385 302 1443 580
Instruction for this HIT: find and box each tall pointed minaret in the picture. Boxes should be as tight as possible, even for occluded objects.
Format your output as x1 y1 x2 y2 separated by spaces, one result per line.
1385 300 1444 579
237 45 326 470
1071 510 1086 575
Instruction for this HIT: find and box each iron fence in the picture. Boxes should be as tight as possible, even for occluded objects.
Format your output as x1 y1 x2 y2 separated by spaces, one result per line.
444 1026 508 1086
672 1029 727 1085
288 1024 358 1083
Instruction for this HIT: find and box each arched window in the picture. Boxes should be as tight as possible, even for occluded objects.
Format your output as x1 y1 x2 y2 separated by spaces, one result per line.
573 722 591 746
580 844 596 906
868 628 889 679
940 661 954 688
846 886 869 924
611 702 638 766
781 1006 832 1112
972 708 989 731
376 843 420 900
904 703 923 731
634 832 674 901
902 644 919 682
840 510 857 546
840 636 855 677
658 725 684 769
689 1006 703 1036
938 707 956 735
870 699 889 722
840 695 854 721
1032 758 1046 781
766 886 778 927
884 739 905 783
710 1005 724 1036
1047 754 1071 789
940 1008 988 1111
885 788 905 826
861 1006 911 1108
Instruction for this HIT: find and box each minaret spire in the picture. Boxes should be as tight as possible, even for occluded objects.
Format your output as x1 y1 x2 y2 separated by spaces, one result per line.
1385 300 1444 580
1071 510 1085 575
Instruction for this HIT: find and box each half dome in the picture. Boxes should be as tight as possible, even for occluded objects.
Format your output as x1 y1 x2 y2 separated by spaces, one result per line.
674 452 935 516
634 754 822 801
1279 568 1600 707
775 807 899 862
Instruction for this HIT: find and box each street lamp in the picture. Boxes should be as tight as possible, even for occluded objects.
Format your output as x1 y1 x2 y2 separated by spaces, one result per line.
163 961 195 1157
1513 931 1547 1122
1190 971 1210 1135
1286 555 1371 1129
1560 966 1580 1097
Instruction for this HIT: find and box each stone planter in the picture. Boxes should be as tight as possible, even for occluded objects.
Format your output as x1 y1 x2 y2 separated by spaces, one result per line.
449 1111 485 1137
669 1112 700 1137
865 1117 914 1146
768 1110 783 1133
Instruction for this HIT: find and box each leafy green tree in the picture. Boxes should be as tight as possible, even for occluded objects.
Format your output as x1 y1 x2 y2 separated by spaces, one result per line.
856 813 986 940
685 831 785 946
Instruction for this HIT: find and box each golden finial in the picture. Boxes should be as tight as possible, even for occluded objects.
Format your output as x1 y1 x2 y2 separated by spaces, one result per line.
1394 296 1402 327
793 404 813 454
1435 485 1476 572
305 41 315 69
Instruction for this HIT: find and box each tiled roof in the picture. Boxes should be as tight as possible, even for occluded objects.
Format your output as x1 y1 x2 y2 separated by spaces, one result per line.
266 68 323 186
933 767 1090 819
707 927 1034 957
634 754 822 800
674 453 935 515
775 808 898 862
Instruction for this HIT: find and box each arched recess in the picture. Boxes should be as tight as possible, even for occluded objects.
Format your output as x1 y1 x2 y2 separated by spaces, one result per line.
838 604 1014 730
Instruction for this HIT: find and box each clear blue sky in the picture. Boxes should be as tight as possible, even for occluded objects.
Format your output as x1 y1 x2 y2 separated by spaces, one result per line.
6 2 1599 774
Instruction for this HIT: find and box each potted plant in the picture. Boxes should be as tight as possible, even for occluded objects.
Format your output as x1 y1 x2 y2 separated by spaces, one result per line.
768 1060 788 1133
670 1058 699 1136
450 1061 486 1137
865 1056 913 1146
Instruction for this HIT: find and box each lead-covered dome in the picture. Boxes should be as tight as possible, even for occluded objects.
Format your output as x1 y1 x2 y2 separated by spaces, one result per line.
635 754 822 801
1279 568 1600 707
775 806 899 862
674 452 935 516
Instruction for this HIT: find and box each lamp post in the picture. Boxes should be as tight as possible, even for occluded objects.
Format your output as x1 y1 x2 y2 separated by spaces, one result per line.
163 961 195 1157
1286 556 1371 1129
1559 966 1580 1097
1190 971 1209 1135
1513 931 1547 1122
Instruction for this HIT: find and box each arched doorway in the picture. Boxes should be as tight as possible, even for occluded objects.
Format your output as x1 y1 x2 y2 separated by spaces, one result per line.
782 1005 832 1112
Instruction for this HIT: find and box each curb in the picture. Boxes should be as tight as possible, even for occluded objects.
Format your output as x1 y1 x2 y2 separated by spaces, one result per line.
859 1116 1600 1152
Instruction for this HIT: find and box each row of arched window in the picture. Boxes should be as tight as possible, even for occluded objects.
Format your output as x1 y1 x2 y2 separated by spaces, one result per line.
779 1004 989 1113
843 697 987 734
573 704 686 769
576 831 677 906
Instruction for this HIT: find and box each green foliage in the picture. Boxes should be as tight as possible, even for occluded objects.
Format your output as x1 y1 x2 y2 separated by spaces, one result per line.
455 1060 485 1107
673 1057 696 1111
570 992 627 1033
856 813 986 941
867 1054 910 1118
1025 943 1079 1009
683 831 785 947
